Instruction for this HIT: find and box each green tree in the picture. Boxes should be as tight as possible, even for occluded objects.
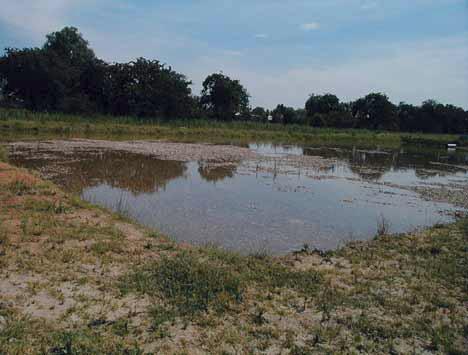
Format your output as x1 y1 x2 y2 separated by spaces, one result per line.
200 73 249 120
352 93 398 130
272 104 297 124
42 27 98 112
43 27 96 66
305 94 341 116
0 47 64 110
104 58 193 118
251 106 267 121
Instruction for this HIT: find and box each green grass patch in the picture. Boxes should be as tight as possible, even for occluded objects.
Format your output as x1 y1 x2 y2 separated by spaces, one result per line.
23 198 70 214
202 246 323 296
121 247 324 332
47 330 143 355
0 145 8 162
121 252 243 318
91 239 125 256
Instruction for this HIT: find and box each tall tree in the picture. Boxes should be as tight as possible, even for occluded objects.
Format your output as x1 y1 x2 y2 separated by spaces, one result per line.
305 94 341 116
43 27 96 66
251 106 267 121
200 73 249 120
272 104 297 124
352 93 398 130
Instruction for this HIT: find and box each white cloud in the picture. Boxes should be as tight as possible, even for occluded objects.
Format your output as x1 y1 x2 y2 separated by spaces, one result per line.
301 22 320 31
254 34 269 39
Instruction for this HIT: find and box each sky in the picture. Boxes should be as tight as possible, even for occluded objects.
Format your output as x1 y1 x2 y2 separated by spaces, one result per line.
0 0 467 109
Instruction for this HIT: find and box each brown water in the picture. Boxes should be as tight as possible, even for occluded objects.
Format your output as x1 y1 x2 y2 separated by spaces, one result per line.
7 141 468 254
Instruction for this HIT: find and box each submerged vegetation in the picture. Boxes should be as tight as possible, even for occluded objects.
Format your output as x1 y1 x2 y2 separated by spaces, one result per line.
0 161 466 353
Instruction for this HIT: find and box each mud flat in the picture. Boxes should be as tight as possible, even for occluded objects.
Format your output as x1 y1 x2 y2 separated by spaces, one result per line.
9 138 339 170
410 184 468 210
9 139 258 163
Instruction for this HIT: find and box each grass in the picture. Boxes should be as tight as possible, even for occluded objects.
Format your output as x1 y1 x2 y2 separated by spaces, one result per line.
0 161 467 353
121 252 243 318
122 249 323 320
0 145 8 162
0 107 460 148
0 314 143 355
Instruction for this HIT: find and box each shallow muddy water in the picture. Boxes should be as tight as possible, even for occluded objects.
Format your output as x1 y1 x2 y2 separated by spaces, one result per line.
7 140 468 254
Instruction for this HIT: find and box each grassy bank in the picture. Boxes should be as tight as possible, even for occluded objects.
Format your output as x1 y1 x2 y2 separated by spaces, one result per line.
0 108 459 148
0 159 466 354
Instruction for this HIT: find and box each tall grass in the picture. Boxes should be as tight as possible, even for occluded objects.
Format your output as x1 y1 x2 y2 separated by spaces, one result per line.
0 107 459 147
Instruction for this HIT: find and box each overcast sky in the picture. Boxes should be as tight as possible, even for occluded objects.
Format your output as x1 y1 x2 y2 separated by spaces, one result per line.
0 0 467 109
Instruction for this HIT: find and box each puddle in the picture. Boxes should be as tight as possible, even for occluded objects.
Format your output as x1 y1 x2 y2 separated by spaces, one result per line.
7 141 468 254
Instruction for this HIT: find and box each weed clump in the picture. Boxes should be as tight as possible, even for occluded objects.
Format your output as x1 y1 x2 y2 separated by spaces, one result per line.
376 214 391 236
8 179 34 196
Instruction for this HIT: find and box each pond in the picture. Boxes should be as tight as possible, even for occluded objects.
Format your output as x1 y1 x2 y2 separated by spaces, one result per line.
6 140 468 254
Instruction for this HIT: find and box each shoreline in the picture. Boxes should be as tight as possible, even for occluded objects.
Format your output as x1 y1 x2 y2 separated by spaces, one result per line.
0 160 467 353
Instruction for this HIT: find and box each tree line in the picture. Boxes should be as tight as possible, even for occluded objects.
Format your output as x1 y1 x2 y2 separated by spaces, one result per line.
0 27 467 134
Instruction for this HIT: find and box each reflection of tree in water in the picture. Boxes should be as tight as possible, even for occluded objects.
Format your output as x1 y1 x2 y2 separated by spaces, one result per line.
304 145 468 180
13 150 187 195
198 163 237 183
348 149 396 180
303 147 395 180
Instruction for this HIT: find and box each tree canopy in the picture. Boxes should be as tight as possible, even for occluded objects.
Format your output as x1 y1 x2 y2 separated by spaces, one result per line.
200 73 250 120
0 27 195 118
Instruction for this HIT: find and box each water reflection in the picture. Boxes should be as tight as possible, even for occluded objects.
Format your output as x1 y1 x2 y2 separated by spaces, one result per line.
11 151 189 195
198 163 237 183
